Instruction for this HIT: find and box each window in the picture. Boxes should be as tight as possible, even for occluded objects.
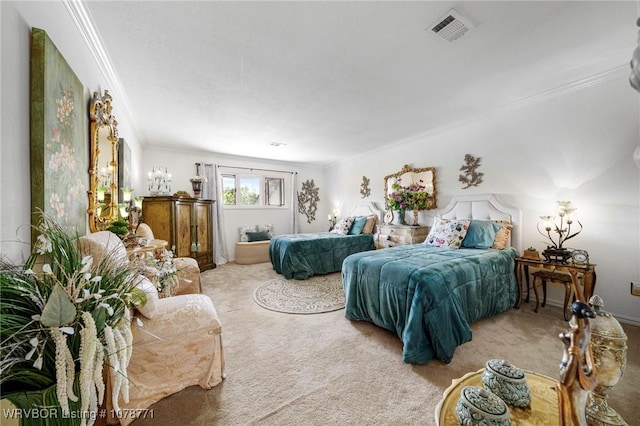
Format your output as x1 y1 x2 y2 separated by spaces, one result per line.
222 172 286 207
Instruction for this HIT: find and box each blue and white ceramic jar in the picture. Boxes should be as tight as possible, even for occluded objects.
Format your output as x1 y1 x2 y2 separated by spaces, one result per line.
482 359 531 408
455 386 511 426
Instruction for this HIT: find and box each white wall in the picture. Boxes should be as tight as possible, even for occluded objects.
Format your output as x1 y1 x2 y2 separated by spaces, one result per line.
324 73 640 324
140 148 326 260
0 1 142 264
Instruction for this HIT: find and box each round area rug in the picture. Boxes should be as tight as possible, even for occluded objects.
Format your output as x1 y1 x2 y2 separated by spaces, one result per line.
253 273 345 314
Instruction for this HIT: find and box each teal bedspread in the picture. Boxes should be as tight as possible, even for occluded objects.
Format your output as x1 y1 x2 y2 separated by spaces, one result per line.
342 245 518 364
270 233 375 280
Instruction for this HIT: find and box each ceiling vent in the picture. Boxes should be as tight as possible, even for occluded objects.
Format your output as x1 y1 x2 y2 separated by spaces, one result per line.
427 9 475 43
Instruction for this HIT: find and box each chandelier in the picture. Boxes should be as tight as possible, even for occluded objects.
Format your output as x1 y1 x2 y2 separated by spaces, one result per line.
148 166 172 195
537 201 582 263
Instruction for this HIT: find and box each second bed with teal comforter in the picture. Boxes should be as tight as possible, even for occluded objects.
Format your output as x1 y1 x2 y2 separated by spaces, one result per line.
342 244 518 364
270 232 375 280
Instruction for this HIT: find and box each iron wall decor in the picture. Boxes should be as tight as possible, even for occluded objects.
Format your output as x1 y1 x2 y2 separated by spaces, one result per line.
360 176 371 198
297 179 319 224
30 28 87 241
459 154 483 189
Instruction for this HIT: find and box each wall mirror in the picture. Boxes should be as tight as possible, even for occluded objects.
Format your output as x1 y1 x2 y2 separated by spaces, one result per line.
384 164 437 210
88 90 119 232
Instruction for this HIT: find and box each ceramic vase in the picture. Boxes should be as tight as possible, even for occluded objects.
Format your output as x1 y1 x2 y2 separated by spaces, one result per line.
586 295 628 426
191 180 203 198
392 209 407 226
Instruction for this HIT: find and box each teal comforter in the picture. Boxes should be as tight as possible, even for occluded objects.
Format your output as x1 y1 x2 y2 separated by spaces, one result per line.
342 245 518 364
270 233 375 280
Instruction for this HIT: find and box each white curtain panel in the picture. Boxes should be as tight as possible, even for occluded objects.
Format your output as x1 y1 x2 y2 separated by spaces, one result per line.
292 172 300 234
204 163 229 265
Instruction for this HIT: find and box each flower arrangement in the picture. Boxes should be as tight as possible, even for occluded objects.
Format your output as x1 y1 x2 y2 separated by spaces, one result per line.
1 214 146 425
386 178 432 211
189 175 207 183
132 250 178 297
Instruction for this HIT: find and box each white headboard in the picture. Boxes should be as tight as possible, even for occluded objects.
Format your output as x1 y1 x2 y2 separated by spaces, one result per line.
348 202 385 223
438 194 523 253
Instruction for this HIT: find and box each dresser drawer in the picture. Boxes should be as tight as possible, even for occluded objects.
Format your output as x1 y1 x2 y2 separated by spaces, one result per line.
374 225 429 249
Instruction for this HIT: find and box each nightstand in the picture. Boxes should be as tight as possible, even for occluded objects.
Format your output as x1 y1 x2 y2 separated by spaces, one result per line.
374 224 429 249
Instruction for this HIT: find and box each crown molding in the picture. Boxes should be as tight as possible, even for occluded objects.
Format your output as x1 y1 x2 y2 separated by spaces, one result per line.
62 0 139 138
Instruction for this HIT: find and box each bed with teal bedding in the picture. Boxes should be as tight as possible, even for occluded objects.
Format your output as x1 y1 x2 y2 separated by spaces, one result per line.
342 244 518 364
270 232 375 280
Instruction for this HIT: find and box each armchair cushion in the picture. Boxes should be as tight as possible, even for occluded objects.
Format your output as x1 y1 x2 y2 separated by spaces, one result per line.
134 277 159 319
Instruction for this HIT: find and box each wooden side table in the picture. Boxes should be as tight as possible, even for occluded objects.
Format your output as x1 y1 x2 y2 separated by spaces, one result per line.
374 224 429 249
434 369 559 425
514 257 596 312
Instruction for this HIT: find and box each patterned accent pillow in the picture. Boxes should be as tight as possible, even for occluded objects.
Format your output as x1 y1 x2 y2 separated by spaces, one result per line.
239 225 257 242
330 217 355 235
491 221 513 250
424 217 471 249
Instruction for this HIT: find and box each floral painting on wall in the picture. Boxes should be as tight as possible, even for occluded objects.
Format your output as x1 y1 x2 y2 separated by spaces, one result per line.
30 28 87 241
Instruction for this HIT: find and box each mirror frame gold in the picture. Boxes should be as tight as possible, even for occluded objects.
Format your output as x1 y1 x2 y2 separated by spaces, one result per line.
88 90 119 232
384 164 437 210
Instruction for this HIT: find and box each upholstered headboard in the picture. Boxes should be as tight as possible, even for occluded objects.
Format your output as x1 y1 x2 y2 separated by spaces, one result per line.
348 202 385 223
438 194 522 253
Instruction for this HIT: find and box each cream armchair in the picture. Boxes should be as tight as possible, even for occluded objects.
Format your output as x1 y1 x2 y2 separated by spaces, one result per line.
78 231 225 426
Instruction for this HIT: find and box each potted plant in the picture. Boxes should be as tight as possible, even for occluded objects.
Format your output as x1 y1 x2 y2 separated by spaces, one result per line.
1 214 146 425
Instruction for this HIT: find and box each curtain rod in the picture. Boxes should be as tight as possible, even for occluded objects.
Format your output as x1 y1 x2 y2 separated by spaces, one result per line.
214 164 296 175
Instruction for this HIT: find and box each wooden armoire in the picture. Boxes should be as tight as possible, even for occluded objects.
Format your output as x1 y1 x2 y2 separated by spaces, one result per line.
142 196 215 271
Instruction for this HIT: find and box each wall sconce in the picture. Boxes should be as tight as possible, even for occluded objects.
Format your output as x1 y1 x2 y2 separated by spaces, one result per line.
537 200 582 263
96 186 107 202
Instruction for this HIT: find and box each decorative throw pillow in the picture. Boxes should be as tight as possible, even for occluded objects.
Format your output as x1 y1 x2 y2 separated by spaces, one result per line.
424 217 471 249
331 217 355 235
361 214 378 234
348 216 368 235
491 221 513 250
257 224 274 237
239 225 257 242
246 231 272 242
462 220 502 249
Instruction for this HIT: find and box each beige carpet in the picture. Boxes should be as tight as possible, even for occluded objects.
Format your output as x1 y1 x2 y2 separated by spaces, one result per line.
132 262 640 426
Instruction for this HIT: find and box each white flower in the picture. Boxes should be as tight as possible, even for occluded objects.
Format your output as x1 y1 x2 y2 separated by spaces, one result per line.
35 234 52 254
50 328 71 416
42 264 53 274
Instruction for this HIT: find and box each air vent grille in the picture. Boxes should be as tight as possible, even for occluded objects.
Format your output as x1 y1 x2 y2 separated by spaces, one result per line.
428 9 475 43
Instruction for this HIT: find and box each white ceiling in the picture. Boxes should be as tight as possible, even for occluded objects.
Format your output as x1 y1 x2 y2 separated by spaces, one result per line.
83 1 637 165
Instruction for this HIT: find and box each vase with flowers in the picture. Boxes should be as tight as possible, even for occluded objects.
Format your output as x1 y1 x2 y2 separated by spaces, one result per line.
386 178 433 226
1 214 146 426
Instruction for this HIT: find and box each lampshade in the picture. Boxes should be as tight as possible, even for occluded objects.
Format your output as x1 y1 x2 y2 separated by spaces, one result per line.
119 204 129 219
96 187 106 202
122 188 134 202
134 196 144 210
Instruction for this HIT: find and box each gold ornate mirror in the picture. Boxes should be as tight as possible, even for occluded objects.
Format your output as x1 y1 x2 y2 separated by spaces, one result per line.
384 164 437 210
88 90 119 232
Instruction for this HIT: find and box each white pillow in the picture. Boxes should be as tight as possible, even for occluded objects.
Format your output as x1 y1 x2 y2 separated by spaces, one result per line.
424 217 471 249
